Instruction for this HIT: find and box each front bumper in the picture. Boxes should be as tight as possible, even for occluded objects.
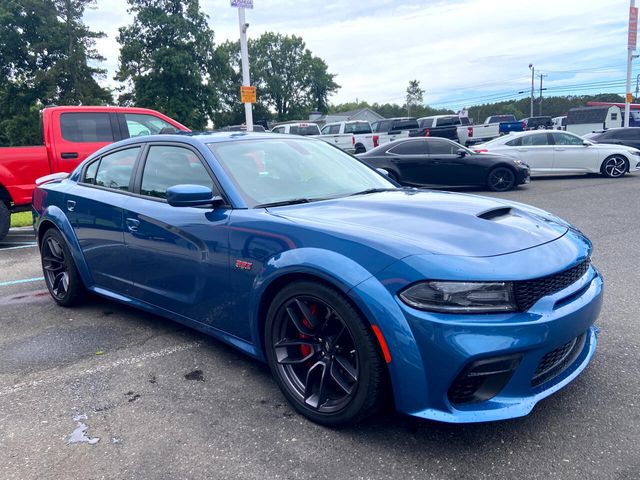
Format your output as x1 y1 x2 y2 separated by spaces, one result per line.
351 242 603 423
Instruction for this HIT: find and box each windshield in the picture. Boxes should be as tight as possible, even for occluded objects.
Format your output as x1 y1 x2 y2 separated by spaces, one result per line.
289 125 321 136
208 138 395 207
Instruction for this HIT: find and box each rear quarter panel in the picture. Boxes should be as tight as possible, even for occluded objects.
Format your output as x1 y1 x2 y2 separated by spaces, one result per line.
0 146 49 207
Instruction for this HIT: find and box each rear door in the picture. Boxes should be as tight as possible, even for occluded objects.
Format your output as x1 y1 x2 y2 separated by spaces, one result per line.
67 145 142 294
53 111 122 169
123 144 234 332
511 132 555 172
385 139 432 185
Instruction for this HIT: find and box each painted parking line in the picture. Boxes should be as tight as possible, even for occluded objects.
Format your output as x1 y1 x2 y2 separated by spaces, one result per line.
0 277 45 287
0 341 203 397
0 244 37 251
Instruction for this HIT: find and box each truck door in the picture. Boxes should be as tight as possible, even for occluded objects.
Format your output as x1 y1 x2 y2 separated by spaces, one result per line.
51 111 121 172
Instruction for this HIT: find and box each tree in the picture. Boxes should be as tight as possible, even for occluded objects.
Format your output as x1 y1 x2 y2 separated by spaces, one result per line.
0 0 111 146
215 32 339 123
116 0 218 129
405 80 424 116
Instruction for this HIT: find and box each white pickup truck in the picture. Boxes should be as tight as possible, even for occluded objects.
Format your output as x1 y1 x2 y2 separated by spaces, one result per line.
321 120 376 153
271 122 355 153
415 115 500 146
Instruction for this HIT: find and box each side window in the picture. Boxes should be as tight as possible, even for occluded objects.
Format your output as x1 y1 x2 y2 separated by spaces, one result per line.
552 133 583 145
617 129 639 139
141 146 214 199
611 113 618 121
429 140 457 155
388 140 427 155
505 137 522 146
94 147 140 191
329 125 341 134
521 134 549 146
60 113 114 143
83 159 100 185
321 125 331 134
436 117 454 127
124 113 177 137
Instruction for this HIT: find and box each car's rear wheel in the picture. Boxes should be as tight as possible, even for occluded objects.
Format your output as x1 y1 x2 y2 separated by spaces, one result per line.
0 202 9 242
265 281 387 427
40 228 85 306
601 155 628 178
487 166 516 192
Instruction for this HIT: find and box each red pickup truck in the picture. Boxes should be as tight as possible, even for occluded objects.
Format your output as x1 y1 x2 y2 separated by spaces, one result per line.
0 105 189 240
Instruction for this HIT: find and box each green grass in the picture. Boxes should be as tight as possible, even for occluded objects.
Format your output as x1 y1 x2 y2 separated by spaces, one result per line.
10 211 32 228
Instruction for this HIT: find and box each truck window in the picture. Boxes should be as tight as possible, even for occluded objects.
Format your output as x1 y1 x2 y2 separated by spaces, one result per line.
344 122 372 134
141 146 214 199
60 113 114 143
436 117 459 127
93 147 141 191
124 113 177 137
372 120 391 133
289 125 320 136
392 119 419 130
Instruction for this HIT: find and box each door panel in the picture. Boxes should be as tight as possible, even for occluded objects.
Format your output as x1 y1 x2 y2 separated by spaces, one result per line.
550 132 597 172
510 133 554 172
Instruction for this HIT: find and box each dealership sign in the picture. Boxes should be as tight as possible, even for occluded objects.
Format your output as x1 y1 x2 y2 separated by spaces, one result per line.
231 0 253 8
629 6 638 50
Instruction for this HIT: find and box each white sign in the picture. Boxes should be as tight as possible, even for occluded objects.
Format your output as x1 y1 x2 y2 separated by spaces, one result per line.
231 0 253 8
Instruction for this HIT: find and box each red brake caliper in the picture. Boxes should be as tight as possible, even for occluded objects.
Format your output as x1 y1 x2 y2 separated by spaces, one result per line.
299 304 317 358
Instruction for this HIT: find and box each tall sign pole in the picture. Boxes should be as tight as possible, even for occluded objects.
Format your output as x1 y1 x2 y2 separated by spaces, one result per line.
231 0 254 131
625 1 638 127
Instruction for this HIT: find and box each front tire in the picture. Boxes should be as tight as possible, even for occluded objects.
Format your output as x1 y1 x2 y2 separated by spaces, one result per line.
265 281 387 427
40 228 85 306
601 155 628 178
487 166 516 192
0 202 9 242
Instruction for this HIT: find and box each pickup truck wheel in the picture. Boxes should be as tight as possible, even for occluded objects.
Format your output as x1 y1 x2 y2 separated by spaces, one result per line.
40 229 85 306
487 166 516 192
0 202 9 242
354 144 366 154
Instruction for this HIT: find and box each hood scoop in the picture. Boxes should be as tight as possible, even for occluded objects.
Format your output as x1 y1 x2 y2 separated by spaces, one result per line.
477 207 513 221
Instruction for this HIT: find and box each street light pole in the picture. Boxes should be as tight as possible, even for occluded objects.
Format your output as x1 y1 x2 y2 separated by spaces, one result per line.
238 6 253 131
529 64 534 117
625 0 637 127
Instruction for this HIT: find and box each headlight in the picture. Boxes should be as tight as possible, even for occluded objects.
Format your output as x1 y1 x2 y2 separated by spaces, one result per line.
512 159 523 165
399 281 517 313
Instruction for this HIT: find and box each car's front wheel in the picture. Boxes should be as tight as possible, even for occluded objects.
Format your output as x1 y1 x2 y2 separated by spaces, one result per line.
40 228 85 306
487 166 516 192
601 155 628 178
0 202 9 242
265 281 387 427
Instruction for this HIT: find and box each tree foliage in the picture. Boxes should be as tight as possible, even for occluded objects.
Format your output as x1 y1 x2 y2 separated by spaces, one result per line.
214 32 340 125
116 0 218 129
405 79 424 116
0 0 111 146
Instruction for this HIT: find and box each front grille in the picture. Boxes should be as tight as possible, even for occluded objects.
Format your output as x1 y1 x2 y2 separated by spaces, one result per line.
514 258 590 311
531 333 586 387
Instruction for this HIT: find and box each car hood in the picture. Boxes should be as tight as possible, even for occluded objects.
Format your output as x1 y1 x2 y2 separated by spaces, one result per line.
269 190 567 257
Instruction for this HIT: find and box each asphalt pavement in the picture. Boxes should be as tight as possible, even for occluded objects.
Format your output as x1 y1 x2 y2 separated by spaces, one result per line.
0 175 639 480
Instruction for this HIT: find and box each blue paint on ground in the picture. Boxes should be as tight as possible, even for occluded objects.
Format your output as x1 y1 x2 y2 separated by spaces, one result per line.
0 277 45 287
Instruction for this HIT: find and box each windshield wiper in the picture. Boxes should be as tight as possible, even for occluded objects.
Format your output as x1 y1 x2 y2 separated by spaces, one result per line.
349 188 398 196
255 198 312 208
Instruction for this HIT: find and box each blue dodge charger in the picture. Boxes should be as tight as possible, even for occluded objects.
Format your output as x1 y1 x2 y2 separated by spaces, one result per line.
32 132 603 426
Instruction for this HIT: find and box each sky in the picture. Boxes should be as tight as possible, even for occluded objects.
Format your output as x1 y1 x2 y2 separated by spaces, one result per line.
84 0 636 111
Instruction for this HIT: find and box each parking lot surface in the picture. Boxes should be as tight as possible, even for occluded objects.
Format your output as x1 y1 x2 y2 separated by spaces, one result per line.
1 175 639 480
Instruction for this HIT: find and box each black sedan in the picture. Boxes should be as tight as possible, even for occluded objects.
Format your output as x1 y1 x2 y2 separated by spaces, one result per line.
357 137 530 192
583 127 640 150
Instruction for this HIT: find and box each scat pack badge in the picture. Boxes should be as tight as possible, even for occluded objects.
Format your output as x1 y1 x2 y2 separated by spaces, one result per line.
235 259 253 271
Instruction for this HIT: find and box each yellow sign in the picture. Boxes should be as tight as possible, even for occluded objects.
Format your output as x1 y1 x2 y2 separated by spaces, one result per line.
627 93 634 103
240 86 257 103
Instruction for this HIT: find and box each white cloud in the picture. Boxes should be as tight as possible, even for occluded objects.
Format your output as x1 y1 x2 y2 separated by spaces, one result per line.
85 0 632 109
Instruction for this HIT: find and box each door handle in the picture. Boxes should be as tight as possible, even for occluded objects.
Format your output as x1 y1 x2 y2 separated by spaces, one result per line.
125 218 140 232
517 149 528 152
554 148 565 151
61 152 79 159
66 200 76 212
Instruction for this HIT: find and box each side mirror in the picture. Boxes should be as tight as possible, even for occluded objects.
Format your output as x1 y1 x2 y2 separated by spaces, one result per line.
456 148 467 157
376 168 390 176
166 184 220 207
582 141 591 146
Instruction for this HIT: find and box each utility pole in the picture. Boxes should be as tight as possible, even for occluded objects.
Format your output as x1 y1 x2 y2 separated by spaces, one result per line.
538 74 547 116
231 0 254 131
529 64 534 117
626 1 638 127
635 74 640 102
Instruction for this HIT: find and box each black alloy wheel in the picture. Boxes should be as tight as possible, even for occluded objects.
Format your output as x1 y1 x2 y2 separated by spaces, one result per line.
601 155 628 178
487 166 516 192
40 229 84 306
265 281 386 426
355 144 366 154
